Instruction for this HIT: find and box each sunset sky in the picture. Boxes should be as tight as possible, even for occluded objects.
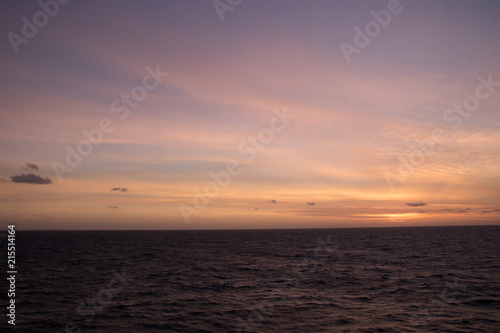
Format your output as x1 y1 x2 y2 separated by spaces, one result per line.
1 0 499 230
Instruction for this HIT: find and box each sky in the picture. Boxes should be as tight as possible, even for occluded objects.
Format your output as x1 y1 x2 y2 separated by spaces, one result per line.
0 0 499 230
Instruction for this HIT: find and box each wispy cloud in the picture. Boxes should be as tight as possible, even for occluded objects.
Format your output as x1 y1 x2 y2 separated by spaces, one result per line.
1 1 499 229
22 163 39 172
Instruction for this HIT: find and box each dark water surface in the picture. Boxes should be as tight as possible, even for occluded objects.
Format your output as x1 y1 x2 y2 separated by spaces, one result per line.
10 226 500 332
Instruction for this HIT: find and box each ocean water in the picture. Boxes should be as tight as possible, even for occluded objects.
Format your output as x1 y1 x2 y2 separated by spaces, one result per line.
10 226 500 332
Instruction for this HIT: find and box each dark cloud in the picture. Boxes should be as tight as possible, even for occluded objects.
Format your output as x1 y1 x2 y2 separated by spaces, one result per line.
482 209 500 213
111 187 128 192
406 202 427 207
23 163 39 172
10 173 51 184
268 200 277 204
107 206 119 209
416 211 426 213
458 210 467 213
439 208 450 211
307 202 315 206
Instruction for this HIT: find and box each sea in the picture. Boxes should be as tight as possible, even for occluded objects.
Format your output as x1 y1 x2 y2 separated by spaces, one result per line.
8 226 500 332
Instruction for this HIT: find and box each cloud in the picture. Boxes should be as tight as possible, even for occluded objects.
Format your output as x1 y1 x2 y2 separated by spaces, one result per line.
439 208 450 211
458 210 467 213
416 211 426 213
482 209 500 213
406 202 427 207
306 202 315 206
10 173 51 184
107 206 119 209
110 187 128 192
22 163 39 172
268 200 277 204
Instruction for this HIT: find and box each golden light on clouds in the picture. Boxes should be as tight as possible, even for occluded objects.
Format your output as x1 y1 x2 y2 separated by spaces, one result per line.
1 1 499 229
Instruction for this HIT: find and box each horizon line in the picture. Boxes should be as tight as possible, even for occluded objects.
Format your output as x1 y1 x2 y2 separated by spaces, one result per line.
14 224 500 232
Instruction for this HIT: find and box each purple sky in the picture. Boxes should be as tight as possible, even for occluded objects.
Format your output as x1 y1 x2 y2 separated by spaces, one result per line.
1 0 499 229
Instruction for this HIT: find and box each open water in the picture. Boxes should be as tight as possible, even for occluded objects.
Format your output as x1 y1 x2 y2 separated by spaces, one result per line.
9 226 500 332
